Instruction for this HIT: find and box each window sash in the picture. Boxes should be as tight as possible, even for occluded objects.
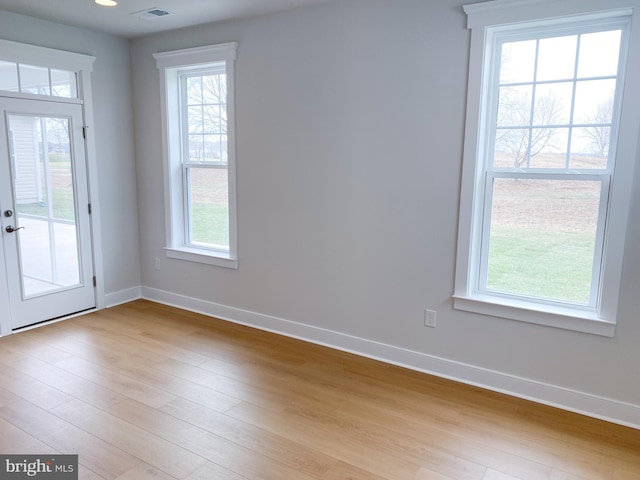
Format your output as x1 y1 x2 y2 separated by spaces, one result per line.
477 171 611 310
484 21 628 175
182 164 230 253
179 67 228 167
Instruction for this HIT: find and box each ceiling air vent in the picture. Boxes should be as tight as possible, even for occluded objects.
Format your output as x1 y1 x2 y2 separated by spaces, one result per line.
130 7 173 20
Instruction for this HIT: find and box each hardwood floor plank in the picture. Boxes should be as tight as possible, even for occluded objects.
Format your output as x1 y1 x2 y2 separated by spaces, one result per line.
0 386 20 407
77 465 108 480
0 417 60 454
550 470 588 480
155 356 313 413
0 400 140 479
226 401 424 480
51 399 208 479
482 470 522 480
414 467 458 480
104 398 328 480
60 321 212 367
0 354 125 410
183 461 249 480
0 366 73 410
53 356 177 408
320 461 389 480
113 463 179 480
110 357 242 412
157 397 338 476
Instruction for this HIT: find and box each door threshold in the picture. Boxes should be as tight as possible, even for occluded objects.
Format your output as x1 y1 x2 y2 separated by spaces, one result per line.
12 307 97 334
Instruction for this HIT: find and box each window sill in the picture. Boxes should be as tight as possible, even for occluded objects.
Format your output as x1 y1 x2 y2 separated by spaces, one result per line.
165 247 238 269
452 294 615 337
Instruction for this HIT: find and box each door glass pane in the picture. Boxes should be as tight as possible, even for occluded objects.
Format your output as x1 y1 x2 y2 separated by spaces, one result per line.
486 178 600 304
9 114 81 298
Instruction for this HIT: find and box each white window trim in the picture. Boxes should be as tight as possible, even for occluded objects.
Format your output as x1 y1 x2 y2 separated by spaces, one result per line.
154 43 238 269
454 0 640 336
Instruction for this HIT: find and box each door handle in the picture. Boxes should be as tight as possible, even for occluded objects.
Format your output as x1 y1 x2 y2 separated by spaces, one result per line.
5 225 24 233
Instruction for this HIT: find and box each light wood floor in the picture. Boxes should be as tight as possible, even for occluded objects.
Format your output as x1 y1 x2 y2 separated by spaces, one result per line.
0 300 638 480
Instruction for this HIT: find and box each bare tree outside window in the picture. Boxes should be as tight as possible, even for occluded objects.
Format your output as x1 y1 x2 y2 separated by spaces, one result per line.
495 87 565 168
581 95 613 157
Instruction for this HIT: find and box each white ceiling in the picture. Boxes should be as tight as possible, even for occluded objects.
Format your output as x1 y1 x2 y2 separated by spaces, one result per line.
0 0 339 38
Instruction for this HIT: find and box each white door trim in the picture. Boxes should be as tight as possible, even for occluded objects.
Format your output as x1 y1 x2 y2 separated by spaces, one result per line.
0 40 103 336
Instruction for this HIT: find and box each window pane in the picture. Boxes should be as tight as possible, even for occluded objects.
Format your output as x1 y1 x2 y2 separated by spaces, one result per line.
203 105 224 134
187 167 229 249
536 35 577 81
578 30 621 78
487 178 600 304
533 83 572 125
497 85 532 127
188 135 205 161
570 127 609 169
186 76 202 104
0 60 19 92
528 128 568 169
203 74 226 103
50 69 77 98
573 79 615 124
19 64 50 95
203 135 222 162
187 106 204 134
500 40 536 83
494 128 530 168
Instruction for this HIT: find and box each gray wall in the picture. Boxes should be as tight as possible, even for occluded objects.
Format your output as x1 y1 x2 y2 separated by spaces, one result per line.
131 0 640 412
0 10 141 295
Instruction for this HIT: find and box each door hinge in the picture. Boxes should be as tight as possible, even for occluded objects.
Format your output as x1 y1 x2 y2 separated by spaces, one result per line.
82 126 88 139
93 276 97 287
88 203 92 215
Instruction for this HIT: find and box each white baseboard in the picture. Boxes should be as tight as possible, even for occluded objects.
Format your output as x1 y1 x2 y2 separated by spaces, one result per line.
104 286 142 308
140 286 640 430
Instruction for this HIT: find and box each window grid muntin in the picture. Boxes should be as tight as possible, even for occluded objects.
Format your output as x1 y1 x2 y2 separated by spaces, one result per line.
478 18 628 309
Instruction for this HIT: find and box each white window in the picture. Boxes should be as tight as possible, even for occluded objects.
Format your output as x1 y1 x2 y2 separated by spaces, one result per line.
154 43 238 269
454 1 640 336
0 60 77 98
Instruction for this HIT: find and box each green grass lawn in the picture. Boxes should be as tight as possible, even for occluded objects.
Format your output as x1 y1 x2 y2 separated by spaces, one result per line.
17 189 76 222
190 203 229 248
487 226 595 304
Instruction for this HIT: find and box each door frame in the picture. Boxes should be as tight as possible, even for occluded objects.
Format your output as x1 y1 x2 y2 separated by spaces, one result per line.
0 39 104 337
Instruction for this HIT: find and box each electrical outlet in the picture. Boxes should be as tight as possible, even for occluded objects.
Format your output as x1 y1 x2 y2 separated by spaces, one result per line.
424 309 437 328
154 257 161 270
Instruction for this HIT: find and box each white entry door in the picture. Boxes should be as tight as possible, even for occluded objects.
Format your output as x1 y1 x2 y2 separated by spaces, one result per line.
0 97 95 330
